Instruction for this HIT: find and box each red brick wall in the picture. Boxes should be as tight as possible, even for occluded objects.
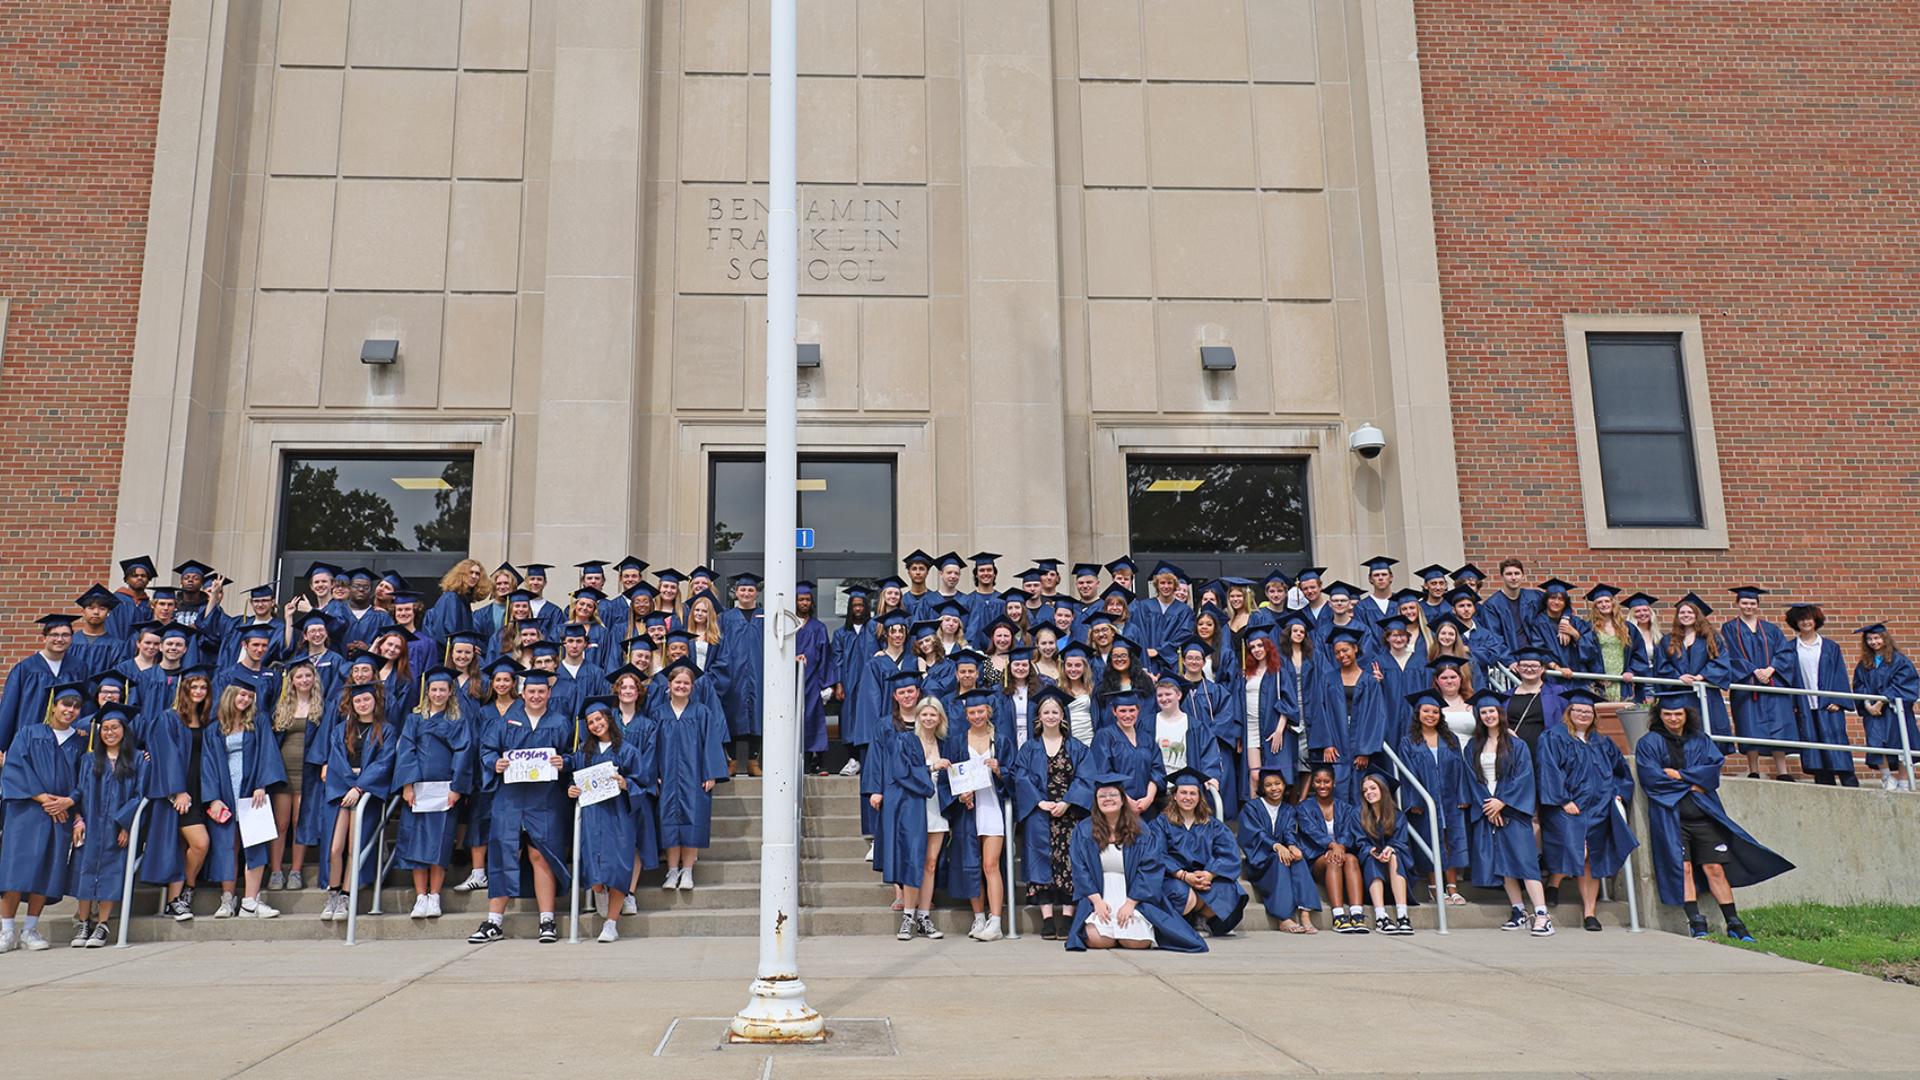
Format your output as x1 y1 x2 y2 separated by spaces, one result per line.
0 3 169 667
1416 2 1920 638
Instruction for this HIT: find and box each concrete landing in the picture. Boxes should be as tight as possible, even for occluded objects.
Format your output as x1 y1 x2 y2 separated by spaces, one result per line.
2 930 1913 1078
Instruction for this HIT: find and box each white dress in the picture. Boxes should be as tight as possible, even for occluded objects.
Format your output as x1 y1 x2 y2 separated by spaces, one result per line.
1443 704 1476 744
966 743 1006 837
1068 692 1095 746
923 743 950 834
1090 842 1156 943
1243 672 1265 748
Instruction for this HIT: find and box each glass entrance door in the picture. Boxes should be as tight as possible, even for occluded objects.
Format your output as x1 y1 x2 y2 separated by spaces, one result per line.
708 454 896 619
1125 456 1312 582
276 453 475 601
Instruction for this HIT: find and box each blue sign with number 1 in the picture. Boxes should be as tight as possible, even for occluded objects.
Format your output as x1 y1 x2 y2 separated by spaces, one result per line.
796 528 816 550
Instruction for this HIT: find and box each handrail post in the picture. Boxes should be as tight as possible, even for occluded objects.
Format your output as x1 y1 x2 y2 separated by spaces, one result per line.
1377 743 1446 935
1002 792 1019 940
114 797 150 948
1898 700 1916 791
1614 798 1642 933
370 806 388 916
345 797 368 946
568 799 583 944
1693 681 1714 743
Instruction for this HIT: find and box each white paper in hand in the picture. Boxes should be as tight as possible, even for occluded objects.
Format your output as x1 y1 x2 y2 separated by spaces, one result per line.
413 780 452 813
235 797 279 847
947 759 993 796
504 747 558 784
573 761 622 807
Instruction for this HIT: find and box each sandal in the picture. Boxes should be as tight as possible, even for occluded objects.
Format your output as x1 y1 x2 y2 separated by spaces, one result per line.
1278 919 1309 934
1443 889 1468 907
1299 917 1319 935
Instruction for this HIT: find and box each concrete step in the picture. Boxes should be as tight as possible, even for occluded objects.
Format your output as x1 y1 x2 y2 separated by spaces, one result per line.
707 812 864 838
705 834 870 860
710 793 849 816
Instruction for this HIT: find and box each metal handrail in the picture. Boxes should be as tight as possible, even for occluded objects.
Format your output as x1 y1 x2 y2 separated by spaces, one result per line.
1374 741 1449 935
1001 791 1018 941
567 799 584 944
344 796 398 946
113 797 151 948
1560 670 1916 789
1614 798 1642 933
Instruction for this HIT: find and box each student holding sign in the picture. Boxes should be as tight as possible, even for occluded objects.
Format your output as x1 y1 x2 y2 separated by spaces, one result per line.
471 670 570 944
568 697 651 942
394 668 474 920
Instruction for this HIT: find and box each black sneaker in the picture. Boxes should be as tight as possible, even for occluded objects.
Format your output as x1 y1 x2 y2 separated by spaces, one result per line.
1350 916 1371 935
1374 915 1393 934
1583 916 1603 932
169 897 194 922
1688 916 1711 939
1395 916 1415 936
915 914 944 940
468 920 503 944
1330 913 1349 933
1500 906 1527 931
538 917 559 943
1726 920 1756 943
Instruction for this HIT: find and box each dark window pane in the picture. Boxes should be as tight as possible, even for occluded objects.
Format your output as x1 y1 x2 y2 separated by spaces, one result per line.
802 460 894 554
282 455 473 554
708 456 896 585
1596 432 1703 527
1126 458 1311 558
1588 334 1689 432
710 458 767 555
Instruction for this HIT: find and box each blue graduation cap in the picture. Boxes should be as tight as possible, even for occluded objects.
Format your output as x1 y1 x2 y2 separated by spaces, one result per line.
877 610 911 629
1413 563 1451 583
345 567 376 584
795 579 817 596
620 634 654 652
1084 612 1115 628
298 611 341 637
35 613 77 633
931 599 967 619
643 612 672 629
237 623 277 643
1016 568 1045 584
243 582 277 601
1562 687 1601 709
493 562 525 584
1361 555 1399 573
934 552 965 570
1856 623 1889 636
572 586 608 603
1098 689 1144 709
1262 568 1294 588
50 680 87 702
1104 556 1139 576
1676 592 1715 617
391 591 422 608
1035 558 1063 573
90 671 129 694
1323 580 1359 599
844 584 872 600
901 549 935 568
1728 585 1770 602
614 556 650 574
1032 685 1073 713
884 669 923 688
159 622 197 641
1072 562 1103 580
1178 639 1213 658
654 567 686 585
1405 689 1446 711
875 575 908 592
92 701 136 729
969 551 1002 568
346 682 382 701
574 559 608 576
1276 610 1314 633
522 563 553 577
347 653 378 671
1058 641 1093 661
1150 560 1185 580
948 649 984 669
529 640 561 658
148 586 178 602
119 554 158 577
1652 687 1699 710
1326 626 1366 648
580 695 616 718
1442 586 1479 607
957 688 997 709
1087 768 1132 790
379 570 409 591
1008 645 1034 663
1467 688 1507 711
508 589 536 604
422 666 458 686
910 620 940 641
733 571 764 587
1539 578 1574 596
223 670 264 694
173 559 216 579
998 589 1028 604
1097 582 1133 603
1622 592 1658 609
1376 615 1413 636
1388 588 1424 607
622 581 659 600
1511 645 1553 663
1295 566 1327 582
1584 584 1621 602
1451 563 1485 582
520 669 557 688
1166 766 1210 791
74 584 118 608
482 657 524 679
1108 633 1141 654
562 623 588 639
608 663 649 684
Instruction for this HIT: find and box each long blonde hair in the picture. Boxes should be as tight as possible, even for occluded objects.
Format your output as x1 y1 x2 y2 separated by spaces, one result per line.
439 558 490 603
216 685 257 736
270 667 323 733
687 592 724 647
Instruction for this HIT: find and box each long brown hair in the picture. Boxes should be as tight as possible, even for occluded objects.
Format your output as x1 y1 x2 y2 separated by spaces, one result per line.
1359 774 1399 839
344 691 388 757
1468 705 1515 780
438 558 489 603
1091 785 1142 847
1665 600 1722 660
1859 629 1903 668
1164 784 1214 826
173 674 212 729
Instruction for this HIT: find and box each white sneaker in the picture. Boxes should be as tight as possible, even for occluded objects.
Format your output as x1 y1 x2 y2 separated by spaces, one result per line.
865 842 876 861
597 920 620 943
677 867 694 890
21 929 49 951
285 870 304 891
0 929 16 954
1882 774 1899 791
240 898 279 919
662 868 682 890
622 894 638 916
977 916 1003 942
427 894 443 918
967 912 987 940
839 758 860 776
454 869 488 893
319 893 341 922
410 895 431 919
214 893 237 919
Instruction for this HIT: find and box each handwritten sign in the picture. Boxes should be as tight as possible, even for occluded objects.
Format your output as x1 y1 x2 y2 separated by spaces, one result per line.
504 747 558 785
947 759 993 796
574 762 623 807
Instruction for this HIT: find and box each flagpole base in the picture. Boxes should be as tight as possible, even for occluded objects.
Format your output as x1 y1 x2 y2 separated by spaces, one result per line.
728 977 826 1044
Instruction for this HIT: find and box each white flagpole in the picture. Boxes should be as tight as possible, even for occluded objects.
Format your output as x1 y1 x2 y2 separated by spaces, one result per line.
729 0 822 1045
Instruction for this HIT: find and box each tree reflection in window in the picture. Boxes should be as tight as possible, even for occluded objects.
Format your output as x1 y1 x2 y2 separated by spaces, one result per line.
1126 458 1309 556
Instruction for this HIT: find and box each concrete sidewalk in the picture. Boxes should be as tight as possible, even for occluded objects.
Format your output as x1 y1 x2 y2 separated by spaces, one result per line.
1 929 1912 1078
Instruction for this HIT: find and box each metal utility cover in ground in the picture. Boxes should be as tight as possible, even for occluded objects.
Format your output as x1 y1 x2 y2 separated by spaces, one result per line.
655 1017 896 1057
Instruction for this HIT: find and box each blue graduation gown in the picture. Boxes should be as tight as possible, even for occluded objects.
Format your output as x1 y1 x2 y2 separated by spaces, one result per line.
1855 654 1920 769
423 591 475 643
1291 796 1363 861
67 628 130 684
1633 730 1794 905
459 702 515 853
0 723 85 897
650 696 730 849
201 723 289 882
70 751 149 900
1536 726 1638 878
326 602 394 656
1183 676 1242 815
1088 725 1165 804
1526 611 1597 673
1063 819 1206 953
1653 635 1735 738
939 723 1016 899
798 617 832 752
875 729 933 887
720 609 765 739
1236 797 1320 917
1376 651 1430 728
0 653 66 757
551 661 609 725
830 622 873 693
1721 619 1797 745
480 706 572 898
1787 637 1855 774
614 708 660 871
1310 669 1388 799
1011 735 1090 887
1463 737 1541 886
135 710 201 885
1358 812 1414 888
569 741 648 890
115 658 177 731
1153 816 1247 930
1480 589 1542 654
392 709 476 869
1393 732 1470 873
1622 624 1659 701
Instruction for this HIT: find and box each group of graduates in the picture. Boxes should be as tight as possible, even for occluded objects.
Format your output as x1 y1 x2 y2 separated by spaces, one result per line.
0 548 1890 954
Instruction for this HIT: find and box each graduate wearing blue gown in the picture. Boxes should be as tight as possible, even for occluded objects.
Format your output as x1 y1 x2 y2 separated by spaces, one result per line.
1087 692 1166 810
1653 594 1737 739
1394 691 1471 894
423 578 477 643
1524 579 1598 674
1152 769 1248 936
392 669 477 879
0 683 87 910
938 690 1016 906
1177 643 1241 812
1720 587 1798 754
1063 772 1206 953
1461 691 1545 890
1852 624 1920 777
200 680 289 900
321 682 399 892
1783 621 1856 783
873 717 933 893
475 668 573 927
795 581 834 757
68 585 132 683
567 699 650 938
68 705 149 941
1311 627 1388 800
650 658 731 862
1011 687 1092 937
1634 692 1793 936
0 615 77 758
1235 769 1321 924
1536 690 1638 883
718 578 766 754
1355 774 1414 897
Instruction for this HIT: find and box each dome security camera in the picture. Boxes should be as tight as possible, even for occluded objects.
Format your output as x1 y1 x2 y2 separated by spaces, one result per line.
1349 423 1387 460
